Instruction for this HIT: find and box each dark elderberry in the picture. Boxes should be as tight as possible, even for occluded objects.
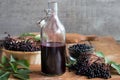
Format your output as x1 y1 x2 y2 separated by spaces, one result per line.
68 53 111 79
69 44 94 59
3 36 41 52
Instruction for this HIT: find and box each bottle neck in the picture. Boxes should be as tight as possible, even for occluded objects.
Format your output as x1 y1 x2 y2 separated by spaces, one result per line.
48 2 58 16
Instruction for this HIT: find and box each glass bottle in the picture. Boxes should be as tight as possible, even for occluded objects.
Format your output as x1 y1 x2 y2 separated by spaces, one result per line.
40 1 66 75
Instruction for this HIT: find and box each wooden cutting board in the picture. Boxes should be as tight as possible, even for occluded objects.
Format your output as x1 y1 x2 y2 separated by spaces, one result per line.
10 36 120 80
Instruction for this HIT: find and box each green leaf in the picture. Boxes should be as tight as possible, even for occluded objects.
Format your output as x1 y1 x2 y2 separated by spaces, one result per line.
0 55 30 80
10 55 16 62
34 34 41 41
16 60 30 69
0 63 4 68
4 67 13 71
0 70 5 75
95 52 105 58
105 57 111 64
13 73 29 80
0 72 10 80
17 69 31 75
1 56 8 64
9 62 17 73
96 52 110 63
118 64 120 67
111 61 120 75
20 33 36 37
14 69 30 80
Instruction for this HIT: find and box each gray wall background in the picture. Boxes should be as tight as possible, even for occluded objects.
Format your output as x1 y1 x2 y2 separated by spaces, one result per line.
0 0 120 40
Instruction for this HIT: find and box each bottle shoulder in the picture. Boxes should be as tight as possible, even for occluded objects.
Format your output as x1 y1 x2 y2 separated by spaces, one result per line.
43 15 65 31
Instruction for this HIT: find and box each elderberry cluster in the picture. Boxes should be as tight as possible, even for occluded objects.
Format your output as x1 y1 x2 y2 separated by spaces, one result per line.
68 54 111 79
86 63 111 79
68 43 111 79
3 37 40 52
69 44 94 58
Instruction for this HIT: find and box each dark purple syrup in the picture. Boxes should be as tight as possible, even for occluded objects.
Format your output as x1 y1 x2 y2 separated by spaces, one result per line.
41 42 66 75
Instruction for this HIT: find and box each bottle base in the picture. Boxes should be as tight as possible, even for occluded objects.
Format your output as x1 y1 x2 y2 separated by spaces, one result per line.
41 71 65 76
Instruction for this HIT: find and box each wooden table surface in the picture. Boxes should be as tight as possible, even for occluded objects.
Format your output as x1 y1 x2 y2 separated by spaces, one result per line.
5 36 120 80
